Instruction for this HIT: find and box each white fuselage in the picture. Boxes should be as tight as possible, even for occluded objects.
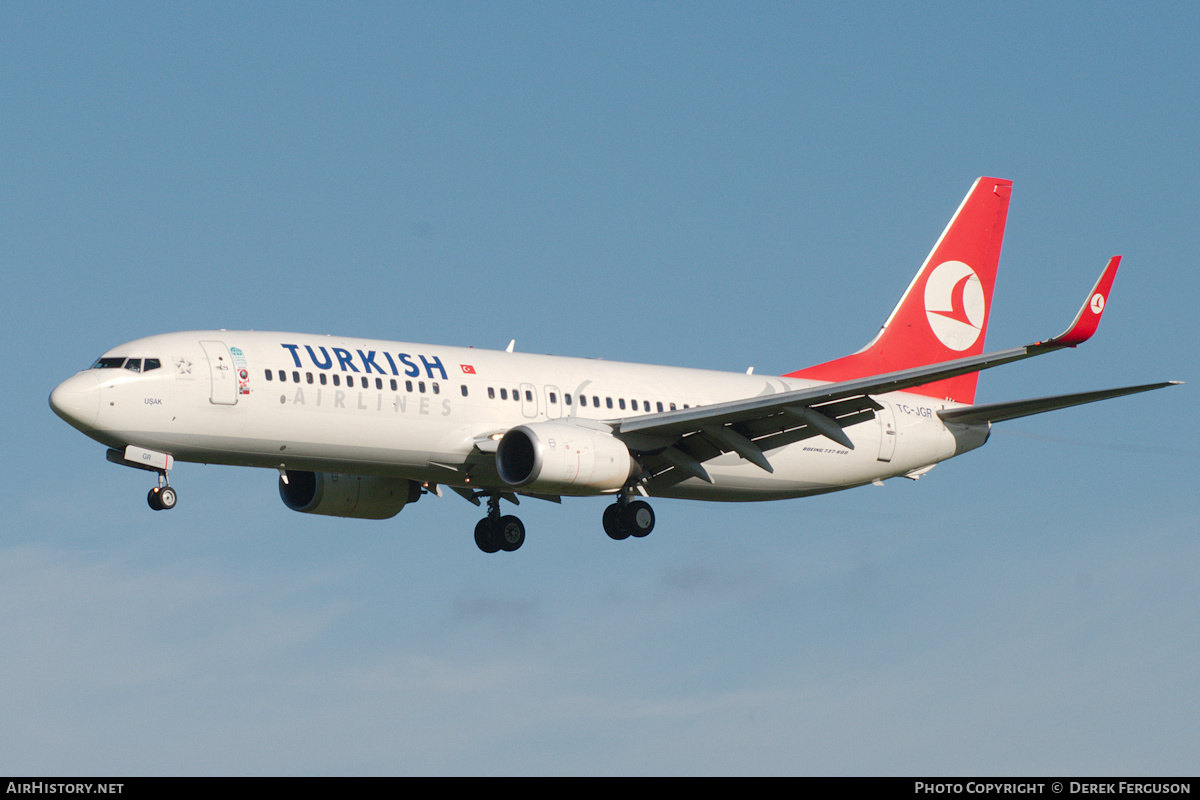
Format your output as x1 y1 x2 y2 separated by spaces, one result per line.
52 330 980 501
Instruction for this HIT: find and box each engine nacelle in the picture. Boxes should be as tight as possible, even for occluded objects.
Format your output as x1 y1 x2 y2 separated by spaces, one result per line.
279 471 421 519
496 422 637 494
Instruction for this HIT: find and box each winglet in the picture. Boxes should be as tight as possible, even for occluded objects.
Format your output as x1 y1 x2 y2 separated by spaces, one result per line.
1036 256 1121 348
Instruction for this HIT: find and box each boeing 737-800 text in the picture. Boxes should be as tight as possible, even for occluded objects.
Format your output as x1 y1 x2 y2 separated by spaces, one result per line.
50 178 1178 553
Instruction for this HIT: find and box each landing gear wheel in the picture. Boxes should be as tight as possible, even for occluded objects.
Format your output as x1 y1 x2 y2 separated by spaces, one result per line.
474 518 501 553
474 494 526 554
497 515 525 552
157 486 177 510
148 486 177 511
621 500 654 537
603 503 631 540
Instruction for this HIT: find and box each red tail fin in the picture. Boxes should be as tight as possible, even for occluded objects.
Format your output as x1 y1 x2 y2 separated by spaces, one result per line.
787 177 1012 404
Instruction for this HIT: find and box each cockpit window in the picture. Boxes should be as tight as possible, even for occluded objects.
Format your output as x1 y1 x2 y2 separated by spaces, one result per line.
90 356 162 371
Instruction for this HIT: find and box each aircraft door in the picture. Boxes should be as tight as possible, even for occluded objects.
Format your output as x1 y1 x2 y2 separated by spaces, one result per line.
200 340 238 405
876 401 897 462
519 382 538 419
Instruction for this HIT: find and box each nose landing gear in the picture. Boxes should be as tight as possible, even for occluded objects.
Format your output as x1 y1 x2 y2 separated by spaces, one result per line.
105 447 179 512
147 472 177 511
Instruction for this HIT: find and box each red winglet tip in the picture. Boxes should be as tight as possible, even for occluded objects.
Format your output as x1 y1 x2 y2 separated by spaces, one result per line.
1046 256 1122 348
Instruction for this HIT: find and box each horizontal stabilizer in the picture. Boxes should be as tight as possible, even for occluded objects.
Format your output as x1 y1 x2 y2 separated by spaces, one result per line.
938 381 1181 426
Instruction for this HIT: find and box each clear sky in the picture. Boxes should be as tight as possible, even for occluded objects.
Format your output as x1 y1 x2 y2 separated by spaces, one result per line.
3 2 1197 776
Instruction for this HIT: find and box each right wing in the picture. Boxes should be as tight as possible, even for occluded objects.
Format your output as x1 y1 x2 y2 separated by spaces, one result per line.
937 382 1181 426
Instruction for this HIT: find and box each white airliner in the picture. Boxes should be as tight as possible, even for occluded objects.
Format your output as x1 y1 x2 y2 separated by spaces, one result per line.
50 178 1178 553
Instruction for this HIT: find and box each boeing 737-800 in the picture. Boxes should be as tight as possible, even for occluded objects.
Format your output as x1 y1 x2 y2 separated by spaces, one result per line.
49 178 1177 553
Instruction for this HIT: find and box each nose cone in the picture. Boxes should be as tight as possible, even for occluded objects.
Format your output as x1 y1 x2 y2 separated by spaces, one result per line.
50 372 100 431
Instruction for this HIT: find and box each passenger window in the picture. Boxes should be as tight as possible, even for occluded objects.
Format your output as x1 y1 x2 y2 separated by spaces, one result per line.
565 394 572 405
406 380 413 392
606 397 613 409
656 402 663 412
461 385 468 397
525 390 532 402
433 382 440 394
512 389 519 401
549 392 557 404
320 373 327 385
618 398 626 410
592 396 599 407
376 377 383 390
278 370 287 382
265 370 273 381
670 403 676 411
578 395 586 407
419 381 426 393
333 374 340 386
390 379 397 391
488 387 495 399
293 371 300 383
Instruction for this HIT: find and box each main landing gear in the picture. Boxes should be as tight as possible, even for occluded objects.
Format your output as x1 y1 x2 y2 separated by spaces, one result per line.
474 494 526 553
602 495 655 540
472 490 657 553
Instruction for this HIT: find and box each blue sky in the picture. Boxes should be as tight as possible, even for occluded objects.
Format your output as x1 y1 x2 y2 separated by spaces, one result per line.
3 2 1197 775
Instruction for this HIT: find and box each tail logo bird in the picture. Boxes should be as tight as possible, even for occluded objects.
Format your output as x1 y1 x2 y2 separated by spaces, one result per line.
924 260 985 351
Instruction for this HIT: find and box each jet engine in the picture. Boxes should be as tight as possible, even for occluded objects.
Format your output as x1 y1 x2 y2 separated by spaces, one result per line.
279 471 421 519
495 422 637 494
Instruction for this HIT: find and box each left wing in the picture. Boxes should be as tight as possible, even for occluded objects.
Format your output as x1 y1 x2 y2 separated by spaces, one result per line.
611 257 1173 485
